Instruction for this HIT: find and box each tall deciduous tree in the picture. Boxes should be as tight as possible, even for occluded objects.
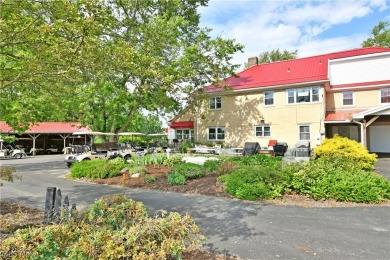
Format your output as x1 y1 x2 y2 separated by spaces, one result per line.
362 21 390 48
1 0 243 135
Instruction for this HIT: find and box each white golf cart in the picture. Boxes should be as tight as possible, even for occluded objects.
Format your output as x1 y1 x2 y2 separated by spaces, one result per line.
117 132 149 160
64 132 121 167
0 137 27 159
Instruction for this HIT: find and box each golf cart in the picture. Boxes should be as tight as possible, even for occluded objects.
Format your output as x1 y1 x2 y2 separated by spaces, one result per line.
117 132 149 160
64 132 121 167
147 133 168 153
0 137 27 159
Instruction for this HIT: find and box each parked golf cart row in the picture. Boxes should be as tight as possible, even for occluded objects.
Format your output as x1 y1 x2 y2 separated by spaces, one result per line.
0 138 28 159
64 132 167 167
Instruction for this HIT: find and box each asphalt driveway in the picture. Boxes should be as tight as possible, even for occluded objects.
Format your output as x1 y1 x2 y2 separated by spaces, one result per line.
1 155 389 260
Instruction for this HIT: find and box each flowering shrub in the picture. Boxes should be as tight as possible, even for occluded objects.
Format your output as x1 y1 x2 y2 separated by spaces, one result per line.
314 135 377 171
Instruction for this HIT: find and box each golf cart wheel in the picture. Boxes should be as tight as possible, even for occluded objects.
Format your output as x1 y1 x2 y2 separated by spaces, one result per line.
66 162 73 168
46 150 52 155
13 153 22 159
82 158 91 161
124 154 131 161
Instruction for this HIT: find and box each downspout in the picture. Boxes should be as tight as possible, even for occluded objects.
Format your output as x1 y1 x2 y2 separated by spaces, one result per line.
352 119 365 147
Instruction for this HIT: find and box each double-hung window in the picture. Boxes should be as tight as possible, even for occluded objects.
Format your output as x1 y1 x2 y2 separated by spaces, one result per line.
209 96 222 110
287 87 320 104
255 125 271 137
176 129 193 140
207 127 225 141
299 125 310 141
381 89 390 103
264 91 274 106
342 92 353 106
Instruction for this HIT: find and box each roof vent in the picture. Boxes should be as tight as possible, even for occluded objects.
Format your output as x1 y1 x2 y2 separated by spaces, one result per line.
287 68 291 72
247 57 258 68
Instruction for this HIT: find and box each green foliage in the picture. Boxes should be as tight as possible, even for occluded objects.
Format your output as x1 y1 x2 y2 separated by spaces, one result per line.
0 166 21 186
314 135 377 171
223 166 276 200
203 159 221 173
69 160 126 179
172 163 206 180
167 173 186 185
144 176 156 183
227 154 282 168
0 195 202 259
362 21 390 47
180 141 193 153
129 166 148 176
163 155 184 167
107 156 126 164
216 161 239 176
290 159 390 203
131 154 167 166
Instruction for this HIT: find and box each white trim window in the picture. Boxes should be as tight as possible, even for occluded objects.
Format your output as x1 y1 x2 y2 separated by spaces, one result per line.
255 125 271 137
207 127 225 141
176 129 194 140
299 125 310 141
264 91 274 106
380 89 390 103
287 87 320 104
209 96 222 110
342 92 354 106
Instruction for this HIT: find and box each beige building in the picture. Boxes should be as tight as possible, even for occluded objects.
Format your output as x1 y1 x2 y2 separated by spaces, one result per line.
169 47 390 153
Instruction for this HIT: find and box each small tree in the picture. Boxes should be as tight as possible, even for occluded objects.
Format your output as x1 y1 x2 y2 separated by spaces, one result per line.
362 21 390 48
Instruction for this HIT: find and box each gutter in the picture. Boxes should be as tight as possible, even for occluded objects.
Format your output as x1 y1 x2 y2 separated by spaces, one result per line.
352 119 365 147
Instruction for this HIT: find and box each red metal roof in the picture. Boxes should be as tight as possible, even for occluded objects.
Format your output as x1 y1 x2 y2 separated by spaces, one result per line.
0 121 91 134
324 110 366 122
206 47 390 93
170 121 194 129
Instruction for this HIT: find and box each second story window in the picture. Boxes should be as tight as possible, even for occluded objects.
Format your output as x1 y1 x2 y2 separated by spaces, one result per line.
264 91 274 105
342 92 353 106
381 89 390 103
209 96 222 110
287 87 320 104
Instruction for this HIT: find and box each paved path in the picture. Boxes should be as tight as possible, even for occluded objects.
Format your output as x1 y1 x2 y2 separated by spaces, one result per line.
1 155 389 260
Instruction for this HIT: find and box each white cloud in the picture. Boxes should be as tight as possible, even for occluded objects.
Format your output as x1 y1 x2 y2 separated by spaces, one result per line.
199 0 389 70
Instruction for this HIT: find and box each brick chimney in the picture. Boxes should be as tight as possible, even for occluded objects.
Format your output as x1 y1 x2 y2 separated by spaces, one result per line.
247 57 258 68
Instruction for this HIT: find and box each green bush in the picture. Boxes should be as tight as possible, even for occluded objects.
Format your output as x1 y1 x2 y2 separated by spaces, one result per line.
291 160 390 203
167 172 186 185
163 155 183 167
144 176 156 183
128 165 148 176
131 154 167 166
0 195 202 259
224 166 275 200
227 154 282 168
203 159 221 174
216 161 239 176
70 160 126 179
314 134 377 171
172 163 206 180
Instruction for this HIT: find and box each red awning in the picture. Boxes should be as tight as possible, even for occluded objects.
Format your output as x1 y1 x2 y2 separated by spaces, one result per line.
170 121 194 129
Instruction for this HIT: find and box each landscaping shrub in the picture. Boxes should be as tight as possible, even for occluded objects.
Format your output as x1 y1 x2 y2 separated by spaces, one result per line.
291 160 390 203
144 176 156 183
216 161 239 176
0 195 203 259
223 166 275 200
314 134 377 171
172 163 206 180
70 160 126 179
131 154 167 166
167 172 186 185
128 165 148 176
203 159 221 174
227 154 282 168
163 155 184 167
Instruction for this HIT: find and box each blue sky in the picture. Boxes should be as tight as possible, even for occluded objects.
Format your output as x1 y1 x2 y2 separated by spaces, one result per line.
198 0 390 69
